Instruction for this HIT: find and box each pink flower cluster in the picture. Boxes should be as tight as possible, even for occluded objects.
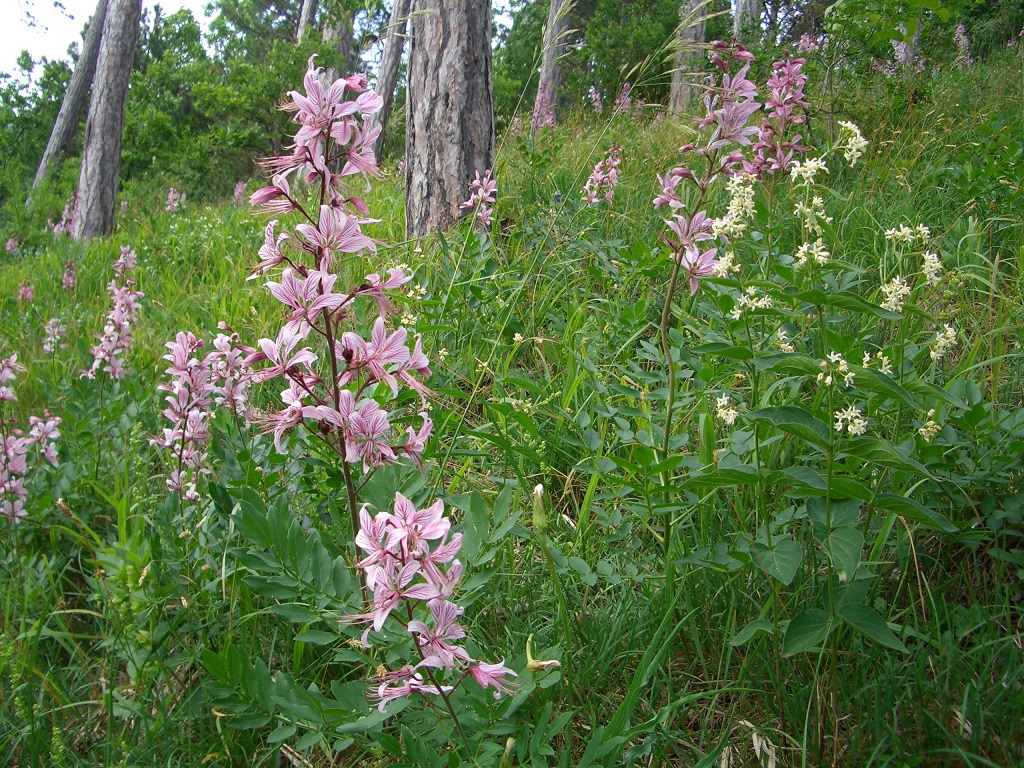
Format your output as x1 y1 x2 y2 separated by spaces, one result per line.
745 58 810 177
613 82 632 115
233 181 247 204
460 169 497 227
5 237 17 254
82 247 144 380
245 62 430 474
1 355 60 522
591 89 603 114
151 331 252 500
166 187 185 212
582 146 622 204
17 280 33 303
532 82 555 133
349 493 519 712
954 23 973 67
43 318 66 354
51 195 78 236
62 259 77 291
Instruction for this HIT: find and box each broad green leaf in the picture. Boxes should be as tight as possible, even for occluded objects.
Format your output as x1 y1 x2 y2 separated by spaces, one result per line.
875 493 957 533
855 368 918 409
461 491 490 563
771 467 873 501
751 538 803 585
268 724 297 743
747 406 832 448
269 603 318 623
838 603 909 653
783 609 834 656
295 630 337 645
731 619 775 646
903 380 967 410
680 464 760 490
751 352 821 376
839 436 931 477
821 526 864 578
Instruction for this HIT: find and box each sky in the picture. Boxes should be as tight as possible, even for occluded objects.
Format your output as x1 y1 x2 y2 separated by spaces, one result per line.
0 0 213 77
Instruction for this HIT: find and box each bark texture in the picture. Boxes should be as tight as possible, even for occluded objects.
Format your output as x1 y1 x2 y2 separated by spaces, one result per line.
297 0 318 43
406 0 494 238
733 0 762 41
668 0 706 114
31 0 108 192
321 8 355 88
74 0 141 240
534 0 570 125
373 0 412 159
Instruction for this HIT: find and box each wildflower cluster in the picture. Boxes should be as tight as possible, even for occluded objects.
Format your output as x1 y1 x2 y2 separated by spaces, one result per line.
245 60 431 493
729 285 773 319
590 88 603 114
794 239 831 269
613 82 632 115
5 237 17 254
233 181 247 205
581 146 622 205
152 331 253 501
460 169 498 227
51 194 78 236
790 156 829 185
17 280 33 303
930 324 957 361
833 405 868 436
1 355 60 522
954 23 973 67
349 494 518 712
746 58 809 177
921 251 943 286
712 173 756 239
884 223 930 247
880 275 911 313
716 394 739 426
532 82 555 132
43 318 66 354
817 352 855 388
794 195 832 235
62 259 77 291
836 121 868 164
82 247 144 380
166 187 185 212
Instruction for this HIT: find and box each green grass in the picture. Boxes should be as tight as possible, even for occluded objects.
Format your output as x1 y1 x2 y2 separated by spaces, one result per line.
1 50 1023 767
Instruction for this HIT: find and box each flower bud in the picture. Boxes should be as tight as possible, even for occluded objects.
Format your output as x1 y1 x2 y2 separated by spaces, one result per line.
532 484 547 535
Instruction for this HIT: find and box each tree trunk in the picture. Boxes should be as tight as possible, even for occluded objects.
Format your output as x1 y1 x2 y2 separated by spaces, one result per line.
74 0 141 241
733 0 762 41
668 0 706 114
297 0 318 43
406 0 494 238
534 0 570 127
373 0 412 159
30 0 108 194
321 8 355 87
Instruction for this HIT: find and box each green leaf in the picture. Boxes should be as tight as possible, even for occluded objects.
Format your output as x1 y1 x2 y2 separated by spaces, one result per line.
268 723 297 743
751 352 822 377
747 406 832 449
838 603 909 653
730 619 775 646
903 380 967 410
751 538 803 585
680 464 760 490
771 467 873 501
269 603 318 623
461 491 489 563
295 630 337 645
855 368 918 409
839 436 931 477
875 494 957 533
821 526 864 578
783 609 834 656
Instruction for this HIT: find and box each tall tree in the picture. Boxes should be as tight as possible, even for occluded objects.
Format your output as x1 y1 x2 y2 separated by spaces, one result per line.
733 0 762 40
30 0 107 193
373 0 411 158
533 0 571 126
405 0 494 237
74 0 142 240
668 0 706 114
297 0 318 42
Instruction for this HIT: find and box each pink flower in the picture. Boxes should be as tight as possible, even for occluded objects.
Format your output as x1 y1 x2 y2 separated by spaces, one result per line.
468 660 519 699
294 205 376 266
62 259 77 291
246 325 317 383
250 174 296 213
5 237 18 254
408 599 472 668
17 280 33 303
677 246 719 296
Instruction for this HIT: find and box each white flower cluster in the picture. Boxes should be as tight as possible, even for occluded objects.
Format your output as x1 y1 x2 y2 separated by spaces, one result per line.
818 351 855 387
729 286 773 320
885 223 930 246
790 157 829 185
834 405 868 436
930 324 957 361
712 174 756 240
776 328 795 353
713 250 742 277
794 195 833 235
921 251 943 286
716 394 739 426
837 121 869 164
880 275 911 313
918 409 941 441
795 239 831 268
862 350 893 375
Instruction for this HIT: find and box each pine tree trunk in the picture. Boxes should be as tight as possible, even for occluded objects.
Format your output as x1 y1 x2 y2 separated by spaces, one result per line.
534 0 569 126
733 0 762 41
406 0 494 238
74 0 141 240
30 0 107 194
321 9 355 87
373 0 412 159
297 0 318 43
668 0 706 114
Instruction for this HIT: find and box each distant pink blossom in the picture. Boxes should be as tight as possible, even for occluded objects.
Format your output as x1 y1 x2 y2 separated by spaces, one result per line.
62 259 77 291
582 146 622 204
17 280 33 303
5 237 18 254
166 187 185 212
461 169 497 228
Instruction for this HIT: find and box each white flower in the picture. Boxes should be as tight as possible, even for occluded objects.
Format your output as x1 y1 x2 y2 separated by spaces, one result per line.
930 324 957 361
712 174 756 241
837 120 868 164
795 239 830 268
921 251 943 286
777 329 795 353
713 250 742 277
716 394 739 426
794 195 833 235
834 405 867 436
790 157 829 185
880 275 911 313
513 333 524 343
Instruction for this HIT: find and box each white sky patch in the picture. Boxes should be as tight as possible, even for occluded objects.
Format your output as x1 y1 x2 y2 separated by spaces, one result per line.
1 0 213 77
